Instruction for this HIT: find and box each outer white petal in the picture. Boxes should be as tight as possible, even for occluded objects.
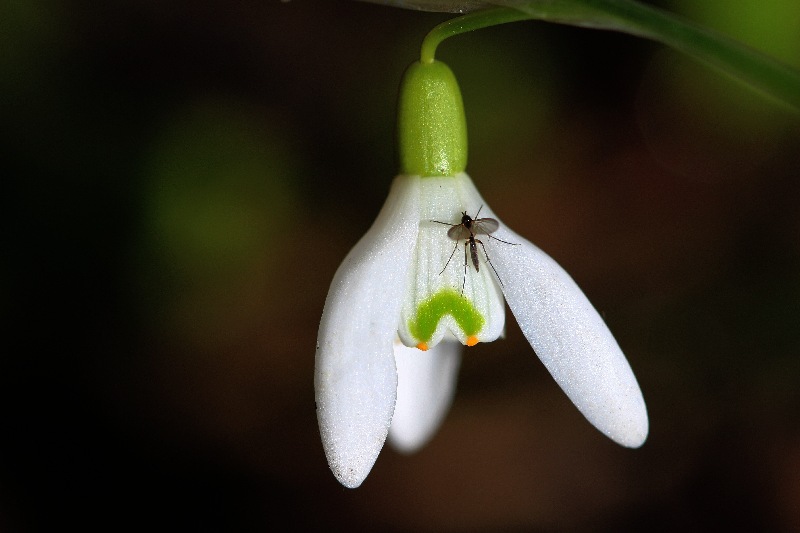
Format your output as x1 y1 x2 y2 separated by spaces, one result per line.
457 175 648 447
315 175 421 488
388 339 462 453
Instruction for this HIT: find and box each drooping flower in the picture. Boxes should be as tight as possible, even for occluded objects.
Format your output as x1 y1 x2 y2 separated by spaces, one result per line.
315 59 647 488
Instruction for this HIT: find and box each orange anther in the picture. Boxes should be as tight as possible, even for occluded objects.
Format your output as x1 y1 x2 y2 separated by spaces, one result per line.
466 335 479 347
416 342 429 351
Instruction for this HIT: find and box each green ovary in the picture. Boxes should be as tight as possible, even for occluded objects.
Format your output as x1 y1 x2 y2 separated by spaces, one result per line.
409 289 485 342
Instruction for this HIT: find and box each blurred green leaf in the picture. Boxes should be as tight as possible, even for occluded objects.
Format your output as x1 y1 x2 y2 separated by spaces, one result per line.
369 1 800 110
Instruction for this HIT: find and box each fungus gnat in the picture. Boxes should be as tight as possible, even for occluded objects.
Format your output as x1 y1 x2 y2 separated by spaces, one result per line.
432 206 518 294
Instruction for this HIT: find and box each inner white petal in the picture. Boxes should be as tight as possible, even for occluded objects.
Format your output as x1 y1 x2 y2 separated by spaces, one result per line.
388 339 462 453
397 175 506 349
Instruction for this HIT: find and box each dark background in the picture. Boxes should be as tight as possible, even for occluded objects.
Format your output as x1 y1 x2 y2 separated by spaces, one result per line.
3 0 800 530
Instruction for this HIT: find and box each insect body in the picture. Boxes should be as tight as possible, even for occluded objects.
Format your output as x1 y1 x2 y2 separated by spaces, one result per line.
433 206 517 293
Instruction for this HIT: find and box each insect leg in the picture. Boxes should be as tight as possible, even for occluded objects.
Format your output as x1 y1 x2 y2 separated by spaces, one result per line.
439 240 460 275
461 241 469 295
475 238 505 287
486 233 519 246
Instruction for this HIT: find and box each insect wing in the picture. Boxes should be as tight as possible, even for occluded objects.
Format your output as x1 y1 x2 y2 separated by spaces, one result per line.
447 224 471 241
471 218 499 235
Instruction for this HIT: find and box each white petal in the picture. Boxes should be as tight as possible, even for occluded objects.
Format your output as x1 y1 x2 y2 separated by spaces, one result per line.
493 234 648 447
456 175 648 447
388 339 462 453
315 175 421 488
397 176 506 349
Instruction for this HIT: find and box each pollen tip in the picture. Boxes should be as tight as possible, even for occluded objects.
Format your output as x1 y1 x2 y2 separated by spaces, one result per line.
466 335 479 347
416 342 429 351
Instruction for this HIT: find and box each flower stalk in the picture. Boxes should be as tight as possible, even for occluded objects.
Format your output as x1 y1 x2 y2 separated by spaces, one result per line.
398 1 800 111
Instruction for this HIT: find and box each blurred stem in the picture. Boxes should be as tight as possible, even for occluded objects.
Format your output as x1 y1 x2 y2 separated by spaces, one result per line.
421 8 530 64
421 1 800 111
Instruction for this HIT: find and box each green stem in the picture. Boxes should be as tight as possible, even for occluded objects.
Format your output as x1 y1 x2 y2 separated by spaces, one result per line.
420 7 531 64
419 1 800 111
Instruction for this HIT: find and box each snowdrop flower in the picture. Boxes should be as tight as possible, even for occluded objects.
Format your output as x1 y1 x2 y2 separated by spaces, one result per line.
315 60 647 488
